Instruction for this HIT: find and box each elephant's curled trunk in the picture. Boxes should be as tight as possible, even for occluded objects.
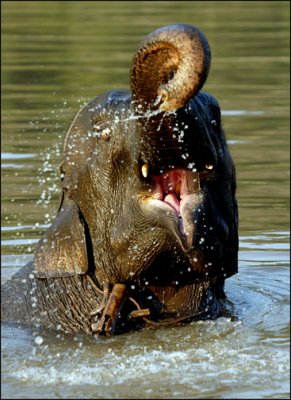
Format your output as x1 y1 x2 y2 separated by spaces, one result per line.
130 23 211 112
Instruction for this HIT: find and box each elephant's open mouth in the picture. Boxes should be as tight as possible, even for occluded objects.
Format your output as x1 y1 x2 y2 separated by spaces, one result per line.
151 168 200 217
141 166 207 250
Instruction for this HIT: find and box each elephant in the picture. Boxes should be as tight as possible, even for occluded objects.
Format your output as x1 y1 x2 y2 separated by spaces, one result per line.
1 24 238 336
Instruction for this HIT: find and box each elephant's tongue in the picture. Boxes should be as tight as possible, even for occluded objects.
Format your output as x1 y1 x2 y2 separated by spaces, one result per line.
154 169 189 215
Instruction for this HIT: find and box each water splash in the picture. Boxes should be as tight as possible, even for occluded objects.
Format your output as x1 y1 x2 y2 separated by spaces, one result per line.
36 143 62 224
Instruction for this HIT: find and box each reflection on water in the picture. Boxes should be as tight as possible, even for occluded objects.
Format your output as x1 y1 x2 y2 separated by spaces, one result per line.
1 1 290 399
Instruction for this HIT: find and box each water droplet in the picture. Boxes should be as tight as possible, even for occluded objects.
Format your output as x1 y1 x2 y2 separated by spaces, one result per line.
34 336 44 345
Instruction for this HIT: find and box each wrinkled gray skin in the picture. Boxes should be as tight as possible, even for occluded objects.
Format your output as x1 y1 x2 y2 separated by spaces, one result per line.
1 24 238 335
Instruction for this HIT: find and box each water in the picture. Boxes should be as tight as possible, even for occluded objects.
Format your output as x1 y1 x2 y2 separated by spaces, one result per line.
1 1 290 399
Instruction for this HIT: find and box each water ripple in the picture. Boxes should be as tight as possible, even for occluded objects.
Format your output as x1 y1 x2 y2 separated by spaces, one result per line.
1 152 37 160
222 110 264 116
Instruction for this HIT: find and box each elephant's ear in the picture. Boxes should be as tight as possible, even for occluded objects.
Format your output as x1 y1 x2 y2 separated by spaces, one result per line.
34 194 88 278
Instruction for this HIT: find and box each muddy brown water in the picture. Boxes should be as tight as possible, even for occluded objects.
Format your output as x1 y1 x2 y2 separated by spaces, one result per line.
1 1 290 399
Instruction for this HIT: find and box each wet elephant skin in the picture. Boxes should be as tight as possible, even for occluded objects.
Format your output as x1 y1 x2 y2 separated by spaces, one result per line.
1 24 238 335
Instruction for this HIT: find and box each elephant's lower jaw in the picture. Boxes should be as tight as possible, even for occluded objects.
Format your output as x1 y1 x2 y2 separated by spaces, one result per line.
141 168 204 250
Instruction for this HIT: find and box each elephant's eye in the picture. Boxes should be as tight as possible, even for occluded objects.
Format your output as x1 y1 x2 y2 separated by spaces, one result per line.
141 162 149 178
205 164 214 170
210 119 217 127
199 163 215 181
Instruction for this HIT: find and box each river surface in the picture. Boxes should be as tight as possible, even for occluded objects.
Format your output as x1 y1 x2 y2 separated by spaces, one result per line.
1 1 290 399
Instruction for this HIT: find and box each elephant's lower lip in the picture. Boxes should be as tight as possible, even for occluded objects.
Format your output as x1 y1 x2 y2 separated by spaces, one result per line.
164 193 181 216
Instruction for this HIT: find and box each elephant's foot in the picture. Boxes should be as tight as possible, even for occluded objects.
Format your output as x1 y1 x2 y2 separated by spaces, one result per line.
91 283 127 335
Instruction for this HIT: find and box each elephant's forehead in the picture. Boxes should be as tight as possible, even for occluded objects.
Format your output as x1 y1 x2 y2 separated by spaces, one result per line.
63 89 132 155
60 90 133 189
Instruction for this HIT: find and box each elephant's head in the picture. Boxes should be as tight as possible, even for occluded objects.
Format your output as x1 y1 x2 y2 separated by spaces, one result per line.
34 24 238 327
